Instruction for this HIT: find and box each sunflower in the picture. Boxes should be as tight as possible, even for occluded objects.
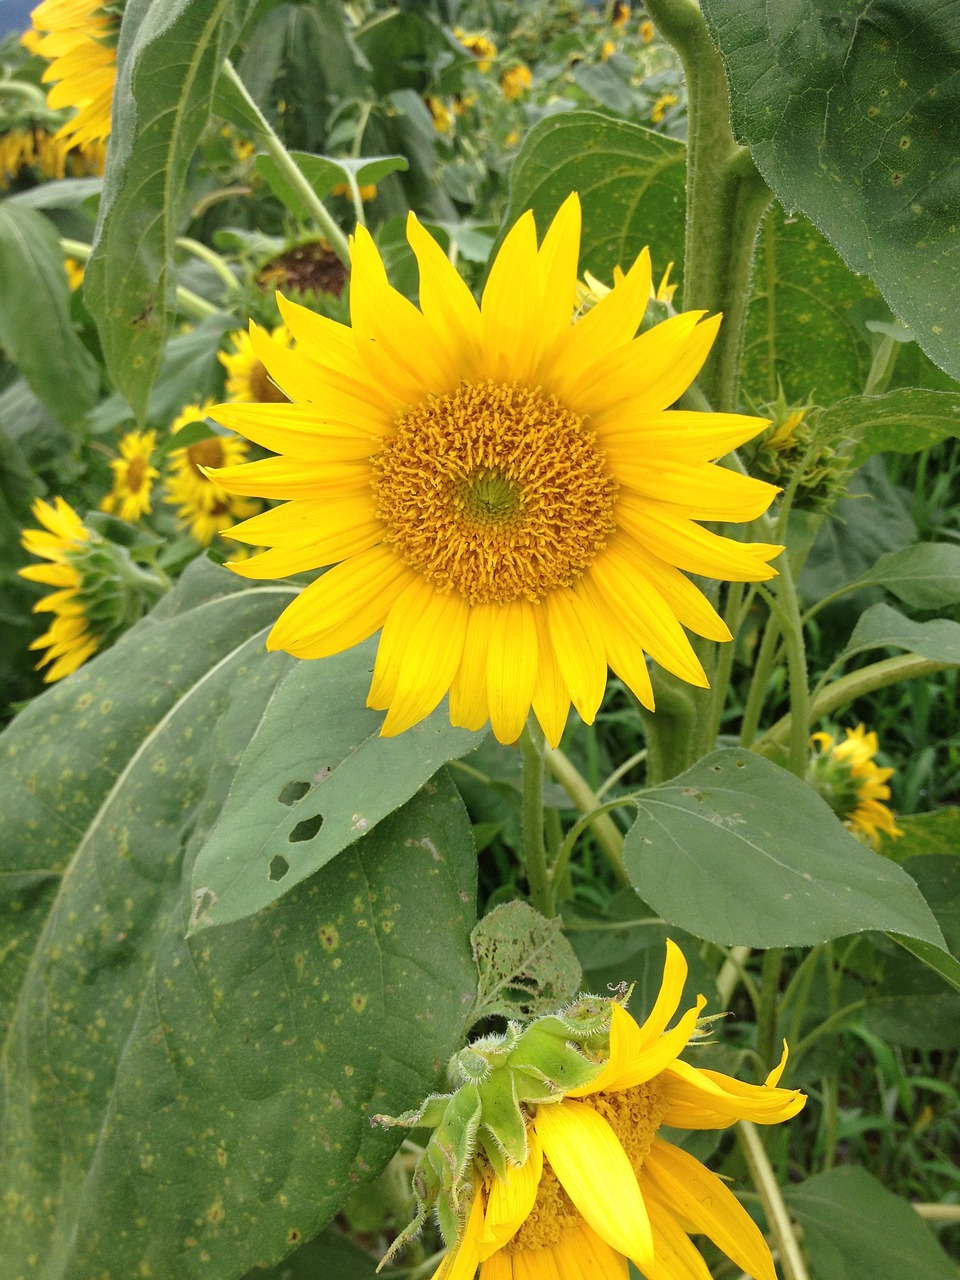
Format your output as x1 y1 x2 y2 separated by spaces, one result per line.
409 941 805 1280
163 402 260 546
500 65 532 101
208 194 781 745
25 0 121 147
454 28 498 73
101 429 159 521
219 325 292 403
808 724 903 846
18 496 99 681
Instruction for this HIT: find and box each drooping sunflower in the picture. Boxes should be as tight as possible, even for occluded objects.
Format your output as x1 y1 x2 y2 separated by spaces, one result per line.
25 0 121 147
808 724 903 846
163 401 260 546
218 325 292 403
425 941 805 1280
101 428 158 521
18 496 99 681
208 194 781 745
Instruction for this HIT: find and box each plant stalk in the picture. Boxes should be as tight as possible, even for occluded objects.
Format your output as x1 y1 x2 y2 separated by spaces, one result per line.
738 1121 811 1280
520 720 555 917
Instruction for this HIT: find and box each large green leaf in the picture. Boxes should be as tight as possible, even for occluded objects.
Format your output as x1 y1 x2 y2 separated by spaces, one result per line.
785 1166 960 1280
847 543 960 609
85 0 254 421
256 152 409 221
502 111 686 281
622 749 945 949
0 204 100 426
816 388 960 467
0 559 478 1278
702 0 960 381
843 602 960 664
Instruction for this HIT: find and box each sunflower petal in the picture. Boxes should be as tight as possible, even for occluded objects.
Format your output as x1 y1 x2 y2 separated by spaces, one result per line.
407 213 483 376
479 1128 543 1258
615 495 782 582
450 603 496 732
661 1059 806 1129
378 586 470 735
487 600 538 744
481 210 541 383
641 1190 713 1280
531 609 571 748
561 1223 630 1280
545 587 607 724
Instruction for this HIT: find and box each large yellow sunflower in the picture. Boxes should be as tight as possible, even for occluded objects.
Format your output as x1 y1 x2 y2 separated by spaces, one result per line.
18 496 100 681
423 941 805 1280
808 724 903 847
209 194 781 745
101 428 158 521
25 0 121 147
164 401 260 546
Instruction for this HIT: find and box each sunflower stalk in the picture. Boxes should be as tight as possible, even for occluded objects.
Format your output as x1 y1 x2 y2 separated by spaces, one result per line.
519 718 555 918
737 1121 811 1280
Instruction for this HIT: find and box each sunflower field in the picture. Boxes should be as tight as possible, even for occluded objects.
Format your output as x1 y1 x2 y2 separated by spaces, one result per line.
1 1 959 1277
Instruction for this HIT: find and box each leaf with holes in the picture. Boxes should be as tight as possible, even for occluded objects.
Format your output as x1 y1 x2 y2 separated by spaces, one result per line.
469 901 582 1024
622 749 946 949
190 643 486 929
0 557 478 1277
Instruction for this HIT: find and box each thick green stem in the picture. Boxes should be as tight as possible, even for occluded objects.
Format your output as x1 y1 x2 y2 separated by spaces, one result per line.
544 746 630 887
738 612 781 747
639 668 699 784
774 555 810 777
520 721 555 918
756 655 951 755
220 60 351 267
738 1122 811 1280
756 947 784 1072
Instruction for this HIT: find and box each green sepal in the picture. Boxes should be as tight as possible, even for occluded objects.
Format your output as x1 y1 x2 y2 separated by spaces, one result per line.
508 1025 603 1094
477 1068 528 1166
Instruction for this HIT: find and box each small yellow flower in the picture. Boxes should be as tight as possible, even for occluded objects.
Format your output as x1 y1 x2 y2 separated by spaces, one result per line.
453 28 498 73
25 0 121 147
500 65 532 102
426 95 454 134
612 1 631 30
63 257 85 291
639 18 655 42
164 402 260 546
101 430 159 522
415 941 805 1280
651 91 678 124
331 181 377 202
601 39 617 61
18 497 99 681
206 194 781 746
504 128 521 148
808 725 904 847
219 325 292 403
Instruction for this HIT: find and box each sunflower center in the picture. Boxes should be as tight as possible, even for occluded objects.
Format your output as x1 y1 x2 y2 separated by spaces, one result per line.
125 456 146 493
371 380 618 606
507 1080 668 1255
187 437 226 475
249 357 288 404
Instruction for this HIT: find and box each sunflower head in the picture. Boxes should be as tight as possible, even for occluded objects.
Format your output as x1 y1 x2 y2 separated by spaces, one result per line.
219 325 292 403
100 429 159 522
163 402 261 545
26 0 122 147
500 65 532 101
808 724 904 846
743 387 852 513
453 28 498 73
378 940 805 1280
18 496 167 682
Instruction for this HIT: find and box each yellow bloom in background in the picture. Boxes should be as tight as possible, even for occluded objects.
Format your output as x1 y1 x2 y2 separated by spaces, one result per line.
454 28 498 73
651 91 678 124
653 261 677 305
164 402 260 546
25 0 122 147
500 65 532 101
427 941 805 1280
0 125 105 189
808 724 904 847
18 496 99 681
426 95 454 134
101 429 159 522
219 325 292 403
601 39 617 61
208 194 781 745
63 255 85 290
639 18 656 42
331 181 377 202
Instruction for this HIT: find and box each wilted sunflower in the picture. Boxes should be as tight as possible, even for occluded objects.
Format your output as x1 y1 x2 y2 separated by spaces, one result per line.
25 0 122 147
219 325 292 403
808 724 903 846
164 402 260 545
18 496 99 681
101 429 158 521
403 941 806 1280
209 194 781 745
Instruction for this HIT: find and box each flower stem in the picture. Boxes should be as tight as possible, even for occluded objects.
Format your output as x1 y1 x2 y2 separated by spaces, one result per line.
519 720 555 918
175 236 241 293
738 1121 811 1280
219 59 351 268
774 555 810 777
543 745 630 887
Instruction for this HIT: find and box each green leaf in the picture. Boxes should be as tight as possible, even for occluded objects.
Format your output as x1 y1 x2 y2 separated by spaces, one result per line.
844 603 960 664
4 177 103 210
502 111 686 281
255 151 408 219
250 1228 381 1279
469 901 582 1024
85 0 253 421
622 749 946 949
190 642 485 929
817 389 960 468
871 855 960 1017
849 542 960 609
890 808 960 860
0 558 477 1277
785 1165 960 1280
702 0 960 381
742 207 879 406
0 204 100 426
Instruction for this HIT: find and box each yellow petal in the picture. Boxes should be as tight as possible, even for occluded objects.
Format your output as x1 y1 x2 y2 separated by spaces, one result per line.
597 410 769 460
544 587 607 724
378 585 470 735
210 401 381 461
449 603 496 732
615 495 782 583
641 1191 713 1280
660 1058 806 1129
406 213 483 377
578 575 654 711
530 608 571 749
486 600 538 744
534 1099 654 1266
481 210 541 383
617 542 732 643
765 1040 790 1088
531 193 581 370
479 1127 543 1258
18 562 78 587
644 1139 776 1280
607 461 778 523
209 456 370 501
432 1180 486 1280
559 1223 630 1280
479 1250 513 1280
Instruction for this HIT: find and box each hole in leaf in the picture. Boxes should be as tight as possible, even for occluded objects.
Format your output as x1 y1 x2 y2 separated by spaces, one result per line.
268 855 290 881
289 813 324 843
278 779 311 806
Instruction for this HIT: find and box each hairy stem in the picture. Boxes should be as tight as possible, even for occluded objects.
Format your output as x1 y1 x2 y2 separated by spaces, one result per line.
520 720 555 917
